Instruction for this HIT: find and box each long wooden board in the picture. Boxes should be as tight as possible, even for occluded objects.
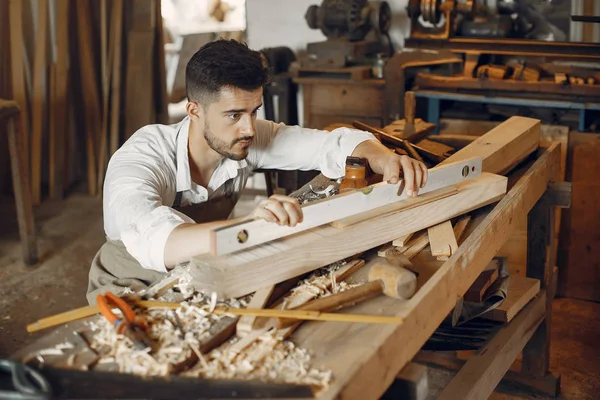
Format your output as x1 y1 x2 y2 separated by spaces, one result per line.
291 142 560 400
190 171 507 299
210 158 482 255
437 116 541 175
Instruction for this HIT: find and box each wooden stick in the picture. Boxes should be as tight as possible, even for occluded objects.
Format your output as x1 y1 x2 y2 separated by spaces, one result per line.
26 299 403 333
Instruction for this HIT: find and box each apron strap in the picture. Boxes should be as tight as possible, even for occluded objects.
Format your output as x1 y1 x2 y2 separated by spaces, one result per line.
173 191 183 208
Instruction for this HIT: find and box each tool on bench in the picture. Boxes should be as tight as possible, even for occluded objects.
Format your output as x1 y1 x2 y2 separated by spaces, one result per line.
96 292 156 352
340 156 369 192
275 260 417 329
0 359 52 400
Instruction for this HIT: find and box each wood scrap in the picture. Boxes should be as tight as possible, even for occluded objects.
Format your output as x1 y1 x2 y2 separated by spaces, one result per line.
428 221 458 260
413 139 455 163
236 285 275 336
554 73 567 84
482 274 540 322
393 232 414 247
464 268 499 303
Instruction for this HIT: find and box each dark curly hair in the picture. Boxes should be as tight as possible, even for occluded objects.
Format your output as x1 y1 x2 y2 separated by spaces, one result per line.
185 39 270 106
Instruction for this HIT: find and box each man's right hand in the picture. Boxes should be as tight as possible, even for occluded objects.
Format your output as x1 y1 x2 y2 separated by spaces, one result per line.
251 194 303 227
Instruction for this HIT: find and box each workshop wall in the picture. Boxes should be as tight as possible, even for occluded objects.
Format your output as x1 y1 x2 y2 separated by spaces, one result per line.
246 0 410 54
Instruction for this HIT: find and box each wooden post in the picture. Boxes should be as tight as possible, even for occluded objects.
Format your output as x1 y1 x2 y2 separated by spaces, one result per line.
519 187 561 396
3 102 37 265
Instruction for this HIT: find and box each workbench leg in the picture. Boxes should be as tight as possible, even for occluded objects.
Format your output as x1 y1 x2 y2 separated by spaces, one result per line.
427 98 440 134
578 109 585 132
517 197 560 395
7 118 38 265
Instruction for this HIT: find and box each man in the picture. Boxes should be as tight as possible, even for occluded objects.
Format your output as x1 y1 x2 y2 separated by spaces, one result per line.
86 39 427 304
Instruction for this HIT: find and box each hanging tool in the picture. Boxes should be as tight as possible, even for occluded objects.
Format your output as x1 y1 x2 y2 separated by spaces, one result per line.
96 292 156 352
352 120 425 163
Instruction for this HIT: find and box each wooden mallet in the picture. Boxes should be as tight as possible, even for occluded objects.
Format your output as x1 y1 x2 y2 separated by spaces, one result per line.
274 260 417 329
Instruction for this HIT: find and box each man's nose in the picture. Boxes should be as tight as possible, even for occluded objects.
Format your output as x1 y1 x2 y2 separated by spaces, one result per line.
240 115 256 137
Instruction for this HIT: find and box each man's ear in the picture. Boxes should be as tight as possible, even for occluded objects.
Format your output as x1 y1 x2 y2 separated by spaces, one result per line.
186 101 204 122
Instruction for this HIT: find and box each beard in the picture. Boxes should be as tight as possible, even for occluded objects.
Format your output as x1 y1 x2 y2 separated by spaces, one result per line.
204 120 252 161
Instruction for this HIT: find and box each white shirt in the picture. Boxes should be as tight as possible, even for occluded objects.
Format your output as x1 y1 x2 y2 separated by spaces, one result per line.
103 117 376 272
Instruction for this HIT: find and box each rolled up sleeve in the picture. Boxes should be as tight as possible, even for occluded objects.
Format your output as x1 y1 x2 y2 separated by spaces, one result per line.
103 148 193 273
251 120 377 179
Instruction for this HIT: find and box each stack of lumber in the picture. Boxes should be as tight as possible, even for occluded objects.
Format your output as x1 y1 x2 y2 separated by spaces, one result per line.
1 0 167 201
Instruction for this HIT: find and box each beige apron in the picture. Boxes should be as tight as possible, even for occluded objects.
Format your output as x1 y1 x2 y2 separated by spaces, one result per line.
86 179 238 305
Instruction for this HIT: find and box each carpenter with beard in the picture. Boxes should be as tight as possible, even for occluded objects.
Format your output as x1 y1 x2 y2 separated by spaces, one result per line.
86 40 427 303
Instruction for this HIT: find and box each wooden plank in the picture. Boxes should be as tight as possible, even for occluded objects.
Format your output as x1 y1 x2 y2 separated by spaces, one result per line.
124 31 155 139
109 0 124 156
437 292 546 400
463 268 499 303
292 143 559 400
30 0 49 205
402 231 430 260
6 113 38 265
437 116 541 175
9 0 30 178
236 285 275 336
76 0 101 196
190 172 507 299
49 0 69 200
482 274 540 322
211 158 482 255
393 232 414 247
427 221 458 259
332 185 458 229
383 362 429 400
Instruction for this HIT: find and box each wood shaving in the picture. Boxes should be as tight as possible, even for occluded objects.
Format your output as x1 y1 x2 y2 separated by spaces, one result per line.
27 260 372 392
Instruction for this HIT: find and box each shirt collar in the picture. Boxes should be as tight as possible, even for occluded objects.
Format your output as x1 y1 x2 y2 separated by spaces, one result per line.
175 117 248 192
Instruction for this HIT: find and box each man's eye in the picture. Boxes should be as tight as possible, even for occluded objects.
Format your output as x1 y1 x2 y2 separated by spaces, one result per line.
228 113 239 120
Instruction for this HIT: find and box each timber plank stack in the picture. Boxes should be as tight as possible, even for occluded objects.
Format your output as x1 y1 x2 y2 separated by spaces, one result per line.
1 0 167 202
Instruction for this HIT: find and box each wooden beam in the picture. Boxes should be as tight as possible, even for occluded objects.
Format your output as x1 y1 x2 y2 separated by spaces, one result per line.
76 0 101 196
437 116 541 175
292 143 559 400
109 0 124 156
190 172 507 299
211 158 482 255
49 0 69 200
9 0 30 178
30 0 49 205
236 285 275 336
437 292 545 400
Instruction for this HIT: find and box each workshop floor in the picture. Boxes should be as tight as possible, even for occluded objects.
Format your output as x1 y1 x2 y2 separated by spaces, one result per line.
0 175 599 399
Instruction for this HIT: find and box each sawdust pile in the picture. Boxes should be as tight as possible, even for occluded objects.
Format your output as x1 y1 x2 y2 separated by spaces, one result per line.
80 259 360 389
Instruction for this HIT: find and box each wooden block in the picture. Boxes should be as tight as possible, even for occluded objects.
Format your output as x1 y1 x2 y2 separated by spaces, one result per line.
236 285 275 336
464 267 499 302
482 274 540 322
402 231 430 260
429 134 477 150
382 362 429 400
393 232 414 247
428 221 458 259
414 138 455 162
437 116 541 175
554 73 567 84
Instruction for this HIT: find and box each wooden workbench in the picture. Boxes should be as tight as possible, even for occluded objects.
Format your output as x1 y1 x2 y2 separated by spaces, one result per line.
11 143 564 399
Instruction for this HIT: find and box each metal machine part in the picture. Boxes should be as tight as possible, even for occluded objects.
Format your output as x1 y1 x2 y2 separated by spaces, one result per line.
303 0 393 67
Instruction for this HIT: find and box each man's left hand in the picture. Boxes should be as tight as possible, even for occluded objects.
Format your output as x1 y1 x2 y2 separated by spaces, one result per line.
379 152 428 197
